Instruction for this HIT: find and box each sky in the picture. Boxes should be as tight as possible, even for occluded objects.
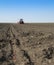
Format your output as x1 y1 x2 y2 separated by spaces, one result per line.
0 0 54 23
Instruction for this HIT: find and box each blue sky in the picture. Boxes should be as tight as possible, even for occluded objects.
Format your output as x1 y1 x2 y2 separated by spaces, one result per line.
0 0 54 23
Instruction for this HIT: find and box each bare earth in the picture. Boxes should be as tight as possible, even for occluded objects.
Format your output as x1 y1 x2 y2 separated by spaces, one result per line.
0 23 54 65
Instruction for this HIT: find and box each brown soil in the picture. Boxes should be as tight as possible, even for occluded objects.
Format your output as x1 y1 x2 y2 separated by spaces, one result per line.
0 23 54 65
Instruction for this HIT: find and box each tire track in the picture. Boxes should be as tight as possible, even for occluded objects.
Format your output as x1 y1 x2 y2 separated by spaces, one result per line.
11 25 34 65
0 24 34 65
0 25 15 65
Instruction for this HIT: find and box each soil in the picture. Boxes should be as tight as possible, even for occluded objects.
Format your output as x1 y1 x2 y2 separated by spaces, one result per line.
0 23 54 65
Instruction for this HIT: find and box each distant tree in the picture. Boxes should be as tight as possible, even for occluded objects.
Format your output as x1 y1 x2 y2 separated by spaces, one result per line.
19 19 24 24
